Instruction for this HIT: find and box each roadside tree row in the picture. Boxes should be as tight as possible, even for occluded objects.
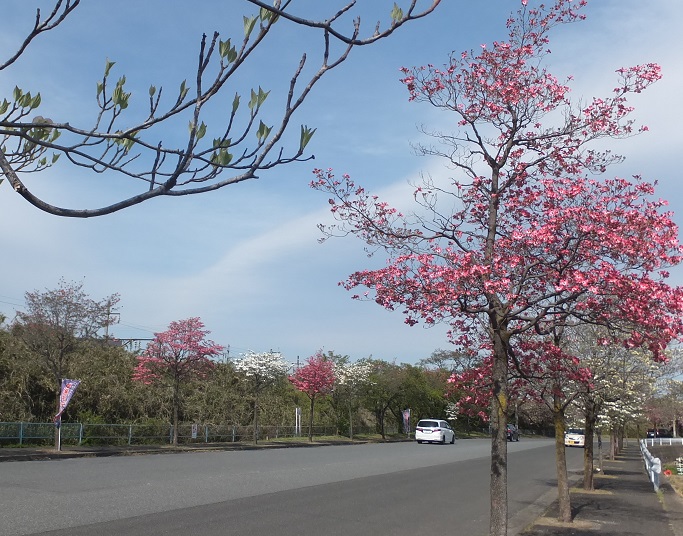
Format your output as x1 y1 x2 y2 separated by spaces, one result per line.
0 281 487 443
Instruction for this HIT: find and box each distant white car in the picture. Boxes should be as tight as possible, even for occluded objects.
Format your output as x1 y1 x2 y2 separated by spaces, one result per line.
415 419 455 444
564 428 585 448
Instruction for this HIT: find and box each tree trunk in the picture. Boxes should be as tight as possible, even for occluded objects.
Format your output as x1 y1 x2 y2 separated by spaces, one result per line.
489 332 508 536
172 377 180 446
376 406 387 439
583 402 597 490
308 395 315 442
553 395 572 522
172 403 179 446
253 393 259 445
348 401 354 440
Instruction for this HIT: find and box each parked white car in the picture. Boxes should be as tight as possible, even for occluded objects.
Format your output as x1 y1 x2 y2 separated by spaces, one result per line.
415 419 455 444
564 428 585 447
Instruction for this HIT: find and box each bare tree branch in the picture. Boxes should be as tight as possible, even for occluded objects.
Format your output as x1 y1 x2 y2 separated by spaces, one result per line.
0 0 441 218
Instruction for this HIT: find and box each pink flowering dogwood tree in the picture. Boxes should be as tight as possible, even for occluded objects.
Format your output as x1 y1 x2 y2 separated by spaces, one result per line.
289 351 336 442
133 317 223 446
312 1 683 534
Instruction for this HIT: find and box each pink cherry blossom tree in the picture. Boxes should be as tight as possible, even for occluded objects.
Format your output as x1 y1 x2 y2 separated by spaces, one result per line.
289 351 336 442
312 1 683 534
133 317 223 446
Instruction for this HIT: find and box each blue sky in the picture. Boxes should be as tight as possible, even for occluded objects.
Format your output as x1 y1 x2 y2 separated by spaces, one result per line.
1 0 681 364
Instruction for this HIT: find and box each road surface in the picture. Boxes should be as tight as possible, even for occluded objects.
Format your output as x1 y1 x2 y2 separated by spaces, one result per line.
0 438 583 535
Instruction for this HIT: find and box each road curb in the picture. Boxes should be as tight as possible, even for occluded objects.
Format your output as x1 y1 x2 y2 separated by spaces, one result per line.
508 471 583 536
0 439 390 462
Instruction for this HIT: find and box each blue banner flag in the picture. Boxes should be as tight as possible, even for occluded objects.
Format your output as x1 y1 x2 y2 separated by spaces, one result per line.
55 379 81 421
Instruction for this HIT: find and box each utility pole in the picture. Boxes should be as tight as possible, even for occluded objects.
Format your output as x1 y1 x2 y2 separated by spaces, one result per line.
104 300 120 339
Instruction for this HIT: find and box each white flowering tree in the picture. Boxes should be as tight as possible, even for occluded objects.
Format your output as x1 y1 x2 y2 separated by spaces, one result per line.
645 347 683 437
568 327 657 487
233 350 290 443
334 359 373 439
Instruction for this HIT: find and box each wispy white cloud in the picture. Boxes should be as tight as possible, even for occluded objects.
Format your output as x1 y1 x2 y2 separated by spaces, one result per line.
1 0 680 362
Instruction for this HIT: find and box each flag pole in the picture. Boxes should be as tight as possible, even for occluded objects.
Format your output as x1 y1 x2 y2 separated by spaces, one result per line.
54 379 81 453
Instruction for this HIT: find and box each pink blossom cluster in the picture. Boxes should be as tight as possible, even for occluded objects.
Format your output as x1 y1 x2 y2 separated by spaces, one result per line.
133 317 223 385
447 339 593 419
289 350 336 398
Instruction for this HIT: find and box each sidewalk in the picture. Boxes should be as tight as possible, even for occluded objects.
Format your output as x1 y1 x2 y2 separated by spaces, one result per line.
521 444 683 536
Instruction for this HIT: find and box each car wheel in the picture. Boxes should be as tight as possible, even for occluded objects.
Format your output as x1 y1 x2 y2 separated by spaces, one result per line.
450 434 455 444
440 434 446 445
417 440 423 444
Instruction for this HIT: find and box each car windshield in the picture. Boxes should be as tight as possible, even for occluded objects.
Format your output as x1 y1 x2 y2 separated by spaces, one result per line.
567 429 584 435
417 420 439 428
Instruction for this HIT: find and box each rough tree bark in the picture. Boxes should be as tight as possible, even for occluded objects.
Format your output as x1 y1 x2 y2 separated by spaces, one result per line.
583 401 599 490
490 326 509 536
553 394 572 522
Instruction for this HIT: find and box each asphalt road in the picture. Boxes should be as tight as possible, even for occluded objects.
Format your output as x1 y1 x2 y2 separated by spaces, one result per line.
0 438 583 535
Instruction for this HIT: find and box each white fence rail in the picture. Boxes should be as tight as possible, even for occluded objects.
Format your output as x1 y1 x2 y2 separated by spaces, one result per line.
642 437 683 448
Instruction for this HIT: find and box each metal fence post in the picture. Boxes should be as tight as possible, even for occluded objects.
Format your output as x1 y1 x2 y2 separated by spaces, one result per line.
79 423 84 445
19 422 24 446
128 425 133 445
232 425 236 443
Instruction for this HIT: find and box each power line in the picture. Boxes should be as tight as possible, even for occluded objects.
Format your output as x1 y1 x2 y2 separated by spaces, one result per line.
0 297 23 308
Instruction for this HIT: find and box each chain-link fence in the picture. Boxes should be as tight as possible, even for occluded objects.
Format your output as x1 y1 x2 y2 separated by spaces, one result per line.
0 422 382 447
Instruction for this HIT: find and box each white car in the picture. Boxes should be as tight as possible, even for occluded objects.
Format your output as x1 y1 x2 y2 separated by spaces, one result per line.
564 428 585 447
415 419 455 444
